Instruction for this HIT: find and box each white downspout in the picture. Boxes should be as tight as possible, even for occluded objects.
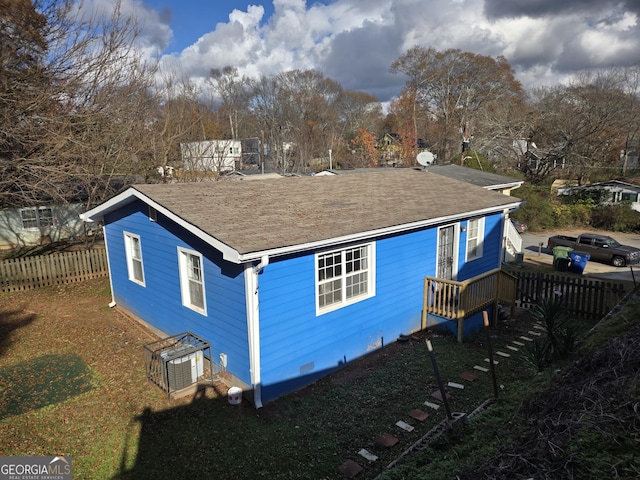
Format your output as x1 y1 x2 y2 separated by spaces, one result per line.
245 255 269 408
101 224 117 308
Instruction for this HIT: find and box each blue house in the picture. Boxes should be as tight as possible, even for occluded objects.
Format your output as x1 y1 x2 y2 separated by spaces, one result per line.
81 169 522 406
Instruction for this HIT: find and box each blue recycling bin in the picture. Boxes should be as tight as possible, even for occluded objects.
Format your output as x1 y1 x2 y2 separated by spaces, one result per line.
569 251 590 274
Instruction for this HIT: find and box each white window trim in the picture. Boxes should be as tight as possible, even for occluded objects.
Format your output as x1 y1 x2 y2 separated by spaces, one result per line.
315 242 376 316
124 232 145 286
19 206 55 231
466 217 485 261
177 247 207 316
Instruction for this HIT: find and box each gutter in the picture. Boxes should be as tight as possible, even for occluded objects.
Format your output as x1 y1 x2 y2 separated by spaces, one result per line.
245 255 269 408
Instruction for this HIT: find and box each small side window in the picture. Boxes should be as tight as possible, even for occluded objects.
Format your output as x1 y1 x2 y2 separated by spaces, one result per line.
177 247 207 315
466 218 484 261
124 232 145 286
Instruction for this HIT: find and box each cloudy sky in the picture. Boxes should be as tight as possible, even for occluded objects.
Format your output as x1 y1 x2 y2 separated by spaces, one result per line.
116 0 639 102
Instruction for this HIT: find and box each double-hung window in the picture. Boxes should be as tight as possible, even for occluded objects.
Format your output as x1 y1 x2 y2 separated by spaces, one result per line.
178 247 206 315
124 232 145 285
316 243 375 314
20 207 54 230
466 217 485 260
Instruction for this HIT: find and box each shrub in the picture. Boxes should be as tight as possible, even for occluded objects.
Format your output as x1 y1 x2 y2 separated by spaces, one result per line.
590 204 640 232
523 296 578 374
513 182 640 233
522 337 552 373
515 185 562 230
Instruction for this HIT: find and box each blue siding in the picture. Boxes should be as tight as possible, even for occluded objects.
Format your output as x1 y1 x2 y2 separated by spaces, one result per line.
258 215 505 403
458 213 503 280
258 227 443 403
104 200 251 385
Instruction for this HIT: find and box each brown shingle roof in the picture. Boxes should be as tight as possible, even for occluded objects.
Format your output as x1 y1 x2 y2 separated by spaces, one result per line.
132 169 521 258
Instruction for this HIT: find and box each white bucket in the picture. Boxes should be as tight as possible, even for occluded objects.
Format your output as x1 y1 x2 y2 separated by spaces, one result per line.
228 386 243 405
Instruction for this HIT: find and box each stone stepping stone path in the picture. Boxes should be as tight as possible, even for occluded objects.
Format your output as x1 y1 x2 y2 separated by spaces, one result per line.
409 409 429 422
338 459 363 478
358 448 378 462
423 400 441 410
396 420 415 432
375 433 399 448
431 389 451 401
340 320 543 477
460 371 477 382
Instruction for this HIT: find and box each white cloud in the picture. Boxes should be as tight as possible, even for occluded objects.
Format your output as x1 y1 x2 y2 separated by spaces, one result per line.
125 0 640 101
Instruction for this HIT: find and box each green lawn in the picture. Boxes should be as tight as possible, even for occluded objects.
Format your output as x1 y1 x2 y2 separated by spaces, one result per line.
0 353 93 420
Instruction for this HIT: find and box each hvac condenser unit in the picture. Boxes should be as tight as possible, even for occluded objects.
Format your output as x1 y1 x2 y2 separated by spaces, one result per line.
161 344 207 391
144 332 213 397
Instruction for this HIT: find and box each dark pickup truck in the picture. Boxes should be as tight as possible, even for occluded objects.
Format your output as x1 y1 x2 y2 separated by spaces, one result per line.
547 233 640 267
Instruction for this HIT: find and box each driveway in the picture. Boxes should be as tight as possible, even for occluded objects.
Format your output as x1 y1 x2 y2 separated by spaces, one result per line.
519 228 640 284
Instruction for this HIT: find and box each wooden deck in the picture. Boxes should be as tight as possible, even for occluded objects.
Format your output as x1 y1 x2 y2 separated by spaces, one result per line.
421 268 518 342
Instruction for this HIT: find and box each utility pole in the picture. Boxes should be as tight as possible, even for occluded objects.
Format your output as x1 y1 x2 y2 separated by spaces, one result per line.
260 130 265 175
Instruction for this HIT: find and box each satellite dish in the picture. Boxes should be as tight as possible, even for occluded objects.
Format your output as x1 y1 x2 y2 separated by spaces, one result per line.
417 151 435 167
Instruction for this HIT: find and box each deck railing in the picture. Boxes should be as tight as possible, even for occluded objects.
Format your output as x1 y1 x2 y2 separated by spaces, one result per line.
421 268 518 342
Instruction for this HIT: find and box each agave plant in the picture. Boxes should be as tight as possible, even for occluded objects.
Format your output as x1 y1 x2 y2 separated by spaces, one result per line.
529 295 574 359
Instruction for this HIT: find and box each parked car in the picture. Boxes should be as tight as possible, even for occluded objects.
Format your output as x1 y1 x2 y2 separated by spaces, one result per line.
511 218 528 233
547 232 640 267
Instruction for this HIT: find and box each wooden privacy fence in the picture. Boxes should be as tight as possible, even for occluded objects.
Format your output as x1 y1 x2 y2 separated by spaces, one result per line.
0 249 109 292
512 271 627 319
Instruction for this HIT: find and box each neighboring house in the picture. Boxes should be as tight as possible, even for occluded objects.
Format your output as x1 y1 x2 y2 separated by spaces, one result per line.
551 179 580 193
376 133 429 166
377 133 402 163
80 169 522 406
180 139 242 173
0 203 88 249
557 180 640 212
180 138 263 175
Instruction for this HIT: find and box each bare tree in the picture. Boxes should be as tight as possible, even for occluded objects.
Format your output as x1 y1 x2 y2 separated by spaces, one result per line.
276 69 342 173
248 70 343 174
206 66 250 140
391 46 524 163
148 71 223 183
0 0 159 211
517 71 638 184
